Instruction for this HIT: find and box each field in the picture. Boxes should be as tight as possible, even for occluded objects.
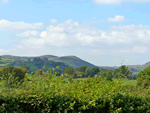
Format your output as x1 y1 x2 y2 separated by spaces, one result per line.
62 77 137 86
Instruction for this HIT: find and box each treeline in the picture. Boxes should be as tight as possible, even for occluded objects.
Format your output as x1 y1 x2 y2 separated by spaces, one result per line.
62 65 136 80
4 57 68 74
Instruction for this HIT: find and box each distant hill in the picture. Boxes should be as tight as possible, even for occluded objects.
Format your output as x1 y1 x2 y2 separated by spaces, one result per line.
2 54 150 76
0 54 99 70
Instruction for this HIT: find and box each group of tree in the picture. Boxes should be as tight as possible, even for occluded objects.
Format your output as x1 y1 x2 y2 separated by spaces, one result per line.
62 65 134 81
136 66 150 89
62 65 100 78
0 66 28 87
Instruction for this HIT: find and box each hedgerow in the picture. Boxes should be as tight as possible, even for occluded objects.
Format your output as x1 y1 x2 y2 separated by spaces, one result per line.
0 65 149 113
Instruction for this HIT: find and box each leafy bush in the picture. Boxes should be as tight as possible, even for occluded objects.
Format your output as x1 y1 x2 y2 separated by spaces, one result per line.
0 65 150 113
0 66 28 87
137 66 150 89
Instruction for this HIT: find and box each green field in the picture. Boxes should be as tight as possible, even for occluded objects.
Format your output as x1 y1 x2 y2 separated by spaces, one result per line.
63 78 137 86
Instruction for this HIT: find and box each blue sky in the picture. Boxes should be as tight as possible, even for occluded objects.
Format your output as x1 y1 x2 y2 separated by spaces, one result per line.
0 0 150 67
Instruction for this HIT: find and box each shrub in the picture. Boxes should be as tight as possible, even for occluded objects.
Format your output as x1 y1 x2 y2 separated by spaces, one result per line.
137 66 150 89
0 66 28 86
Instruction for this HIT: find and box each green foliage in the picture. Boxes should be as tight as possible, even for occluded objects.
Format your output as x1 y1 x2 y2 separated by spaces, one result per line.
0 68 149 112
34 69 43 77
77 65 88 73
84 67 90 77
89 67 100 77
137 66 150 89
63 67 75 75
113 65 132 79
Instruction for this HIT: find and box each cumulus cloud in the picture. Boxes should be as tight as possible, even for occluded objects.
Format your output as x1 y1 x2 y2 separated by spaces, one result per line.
108 15 125 22
93 0 150 5
110 24 150 42
0 19 43 31
15 30 39 37
15 19 150 47
11 19 150 57
50 19 58 24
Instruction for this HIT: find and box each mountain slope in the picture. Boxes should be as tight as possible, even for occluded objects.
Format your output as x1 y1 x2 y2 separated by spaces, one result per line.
0 55 98 69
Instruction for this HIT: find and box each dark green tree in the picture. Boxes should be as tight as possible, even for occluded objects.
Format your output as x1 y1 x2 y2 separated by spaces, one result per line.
89 67 100 77
113 65 132 79
84 67 90 77
43 57 48 60
63 67 75 76
77 65 88 73
137 66 150 89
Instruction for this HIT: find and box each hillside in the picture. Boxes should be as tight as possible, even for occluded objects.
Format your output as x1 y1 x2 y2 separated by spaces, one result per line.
0 55 100 74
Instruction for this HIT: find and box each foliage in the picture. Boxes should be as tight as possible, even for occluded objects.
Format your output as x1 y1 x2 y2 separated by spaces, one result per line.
137 66 150 89
77 65 88 73
63 67 75 76
100 71 113 81
89 67 100 77
0 66 150 112
84 67 90 77
113 65 132 80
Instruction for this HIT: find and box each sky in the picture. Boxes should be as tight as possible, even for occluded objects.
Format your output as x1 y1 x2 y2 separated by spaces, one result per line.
0 0 150 67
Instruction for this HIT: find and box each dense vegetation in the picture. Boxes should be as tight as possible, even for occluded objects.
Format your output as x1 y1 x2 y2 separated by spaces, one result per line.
62 65 136 81
0 62 149 112
0 55 144 78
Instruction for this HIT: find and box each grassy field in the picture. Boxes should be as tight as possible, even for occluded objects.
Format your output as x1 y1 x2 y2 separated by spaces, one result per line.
63 78 137 86
25 74 137 86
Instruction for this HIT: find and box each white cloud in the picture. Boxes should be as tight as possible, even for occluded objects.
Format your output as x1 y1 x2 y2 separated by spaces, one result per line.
92 17 96 19
0 0 10 3
93 0 122 5
50 19 58 24
132 46 147 53
79 49 105 55
0 48 10 52
93 0 150 5
14 19 150 48
110 46 147 54
110 24 150 42
15 31 39 37
0 19 43 31
11 19 150 58
92 20 103 24
108 15 125 22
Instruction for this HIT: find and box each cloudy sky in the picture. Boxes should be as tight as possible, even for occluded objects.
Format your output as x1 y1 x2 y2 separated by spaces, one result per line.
0 0 150 67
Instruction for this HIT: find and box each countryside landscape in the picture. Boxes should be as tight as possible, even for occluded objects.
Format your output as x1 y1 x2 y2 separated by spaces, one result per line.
0 54 150 112
1 0 150 112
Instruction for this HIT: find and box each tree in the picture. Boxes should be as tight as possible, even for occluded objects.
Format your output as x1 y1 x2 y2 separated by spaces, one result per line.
34 69 43 77
113 65 132 79
0 66 28 86
106 71 113 81
63 67 75 76
137 66 150 89
43 57 48 60
77 65 88 73
89 67 100 77
84 67 90 77
33 57 42 62
20 65 28 70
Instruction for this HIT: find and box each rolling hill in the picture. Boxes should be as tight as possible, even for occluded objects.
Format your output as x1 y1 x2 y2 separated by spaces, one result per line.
0 55 100 73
